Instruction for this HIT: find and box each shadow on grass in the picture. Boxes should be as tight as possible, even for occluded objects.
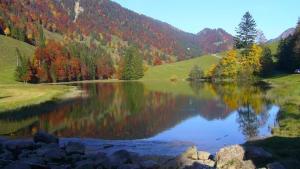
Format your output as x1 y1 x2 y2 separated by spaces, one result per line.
0 96 11 99
246 136 300 169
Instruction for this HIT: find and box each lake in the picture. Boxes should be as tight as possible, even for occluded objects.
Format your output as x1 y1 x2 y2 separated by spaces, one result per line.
0 81 279 155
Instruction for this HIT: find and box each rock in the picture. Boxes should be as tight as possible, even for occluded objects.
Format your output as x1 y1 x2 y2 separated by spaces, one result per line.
75 159 94 169
19 156 46 166
118 164 141 169
44 149 66 162
109 149 139 165
245 146 272 163
65 142 85 155
140 160 159 169
33 131 58 144
181 146 198 159
66 153 83 163
198 151 211 160
183 162 215 169
3 161 31 169
36 143 60 156
51 165 71 169
0 159 11 167
267 162 285 169
199 160 215 167
216 145 245 168
0 151 14 160
4 140 34 155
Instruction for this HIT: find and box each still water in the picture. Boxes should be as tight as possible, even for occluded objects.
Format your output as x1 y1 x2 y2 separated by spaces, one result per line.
0 82 279 154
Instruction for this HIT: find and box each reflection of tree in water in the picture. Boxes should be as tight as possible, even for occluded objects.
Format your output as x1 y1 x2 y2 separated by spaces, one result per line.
209 82 272 139
237 105 270 139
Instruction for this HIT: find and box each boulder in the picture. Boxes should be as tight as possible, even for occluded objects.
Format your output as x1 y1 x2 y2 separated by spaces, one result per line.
198 151 211 160
75 159 94 169
0 151 14 160
118 164 141 169
65 142 85 155
181 146 198 159
216 145 245 168
110 150 133 164
267 162 285 169
44 149 66 162
183 162 215 169
3 161 31 169
140 160 159 169
4 140 34 155
33 131 58 144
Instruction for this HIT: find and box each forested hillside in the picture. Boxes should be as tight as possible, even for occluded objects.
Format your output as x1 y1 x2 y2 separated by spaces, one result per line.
0 0 234 64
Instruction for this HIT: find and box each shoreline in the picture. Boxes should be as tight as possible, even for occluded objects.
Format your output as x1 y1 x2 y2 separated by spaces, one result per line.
0 132 282 169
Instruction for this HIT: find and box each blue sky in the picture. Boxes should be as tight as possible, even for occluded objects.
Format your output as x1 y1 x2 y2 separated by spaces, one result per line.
112 0 299 39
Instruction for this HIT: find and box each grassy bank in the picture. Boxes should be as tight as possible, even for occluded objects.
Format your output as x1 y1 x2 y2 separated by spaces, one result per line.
246 74 300 169
0 35 80 112
265 74 300 136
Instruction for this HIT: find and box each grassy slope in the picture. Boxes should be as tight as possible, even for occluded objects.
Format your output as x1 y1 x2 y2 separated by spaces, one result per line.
0 35 35 84
142 54 220 81
0 35 77 112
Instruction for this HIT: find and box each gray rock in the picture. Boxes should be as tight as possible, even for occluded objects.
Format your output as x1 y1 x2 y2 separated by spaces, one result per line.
36 143 60 156
267 162 286 169
181 146 198 160
118 164 141 169
110 149 139 165
65 142 85 155
0 159 11 167
75 159 94 169
19 156 46 166
198 151 211 160
183 162 215 169
140 160 159 169
33 131 58 144
44 149 66 162
0 151 14 160
4 140 34 155
4 161 31 169
216 145 245 168
51 165 71 169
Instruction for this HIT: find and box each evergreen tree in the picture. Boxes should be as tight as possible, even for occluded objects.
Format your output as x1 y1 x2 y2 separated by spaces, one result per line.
38 25 46 48
260 47 274 77
15 48 31 83
277 20 300 72
235 12 257 49
121 46 144 80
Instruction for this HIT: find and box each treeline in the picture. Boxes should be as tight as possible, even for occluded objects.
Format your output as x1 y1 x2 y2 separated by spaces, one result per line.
277 20 300 73
189 12 298 81
15 41 145 83
15 40 114 83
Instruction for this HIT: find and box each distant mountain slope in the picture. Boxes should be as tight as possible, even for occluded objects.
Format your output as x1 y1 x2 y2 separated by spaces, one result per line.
269 28 295 43
0 0 233 62
196 28 234 54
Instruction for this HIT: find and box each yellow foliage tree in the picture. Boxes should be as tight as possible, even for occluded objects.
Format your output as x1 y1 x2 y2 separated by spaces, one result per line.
239 44 263 77
4 27 10 36
214 50 239 79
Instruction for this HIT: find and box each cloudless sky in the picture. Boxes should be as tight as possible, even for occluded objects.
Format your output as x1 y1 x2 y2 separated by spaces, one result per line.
112 0 299 39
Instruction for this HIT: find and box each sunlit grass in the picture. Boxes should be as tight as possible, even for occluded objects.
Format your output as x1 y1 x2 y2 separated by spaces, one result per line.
142 54 220 81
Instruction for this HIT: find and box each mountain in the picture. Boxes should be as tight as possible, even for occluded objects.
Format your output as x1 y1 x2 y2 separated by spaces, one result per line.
0 0 234 63
196 28 234 54
269 28 295 43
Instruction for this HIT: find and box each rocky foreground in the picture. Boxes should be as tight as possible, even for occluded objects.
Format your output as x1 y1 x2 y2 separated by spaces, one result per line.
0 132 285 169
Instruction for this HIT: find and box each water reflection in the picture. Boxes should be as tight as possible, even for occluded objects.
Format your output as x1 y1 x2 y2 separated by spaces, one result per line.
0 82 278 147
